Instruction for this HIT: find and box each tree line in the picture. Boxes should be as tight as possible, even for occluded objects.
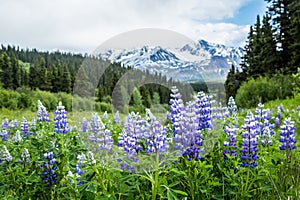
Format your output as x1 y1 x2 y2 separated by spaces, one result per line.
0 45 196 111
225 0 300 101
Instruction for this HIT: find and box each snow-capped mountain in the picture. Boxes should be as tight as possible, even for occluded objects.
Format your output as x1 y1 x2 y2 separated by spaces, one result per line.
99 40 243 83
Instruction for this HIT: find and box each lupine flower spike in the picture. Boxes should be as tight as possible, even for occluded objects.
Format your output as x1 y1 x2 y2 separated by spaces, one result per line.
113 111 121 124
279 118 296 151
0 146 12 165
227 96 238 117
81 118 89 132
240 111 259 168
2 119 9 129
37 100 50 122
75 154 88 186
89 113 113 150
223 122 238 160
42 152 57 187
21 117 29 137
54 102 69 134
0 130 8 142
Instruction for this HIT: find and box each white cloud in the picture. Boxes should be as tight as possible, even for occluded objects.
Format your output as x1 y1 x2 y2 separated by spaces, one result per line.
0 0 252 52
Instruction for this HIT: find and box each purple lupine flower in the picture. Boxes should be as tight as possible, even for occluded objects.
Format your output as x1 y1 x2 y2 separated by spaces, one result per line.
21 117 29 137
240 111 259 168
260 121 274 146
1 119 9 129
227 96 238 117
75 154 88 186
297 106 300 111
54 102 69 134
279 118 296 151
279 104 284 112
166 111 171 121
277 105 283 122
275 117 280 127
118 113 145 169
103 111 108 120
223 122 238 160
89 113 113 150
42 152 57 186
37 100 50 122
254 103 274 145
81 118 89 132
254 103 264 122
0 130 8 142
194 91 212 131
145 120 169 153
174 102 204 161
120 162 135 173
113 111 121 124
0 145 12 165
169 86 185 136
255 103 265 134
262 109 271 121
169 88 207 161
211 102 227 120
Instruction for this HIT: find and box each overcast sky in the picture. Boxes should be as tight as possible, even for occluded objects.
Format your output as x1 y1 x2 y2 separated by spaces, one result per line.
0 0 266 53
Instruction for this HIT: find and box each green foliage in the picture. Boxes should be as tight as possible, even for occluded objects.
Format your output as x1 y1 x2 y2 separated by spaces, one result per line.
0 87 96 112
0 99 300 199
1 45 193 113
235 74 295 108
225 0 300 100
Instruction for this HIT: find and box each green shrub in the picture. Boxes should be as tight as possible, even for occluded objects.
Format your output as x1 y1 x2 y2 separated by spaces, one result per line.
100 102 112 113
236 75 294 108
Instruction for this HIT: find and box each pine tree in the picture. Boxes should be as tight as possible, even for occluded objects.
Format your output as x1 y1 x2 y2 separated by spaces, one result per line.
10 57 20 89
152 92 160 105
265 0 293 71
0 52 13 89
132 88 143 107
240 26 254 77
139 85 151 108
224 65 239 101
61 64 71 93
51 66 59 93
288 1 300 72
248 15 263 77
260 14 280 74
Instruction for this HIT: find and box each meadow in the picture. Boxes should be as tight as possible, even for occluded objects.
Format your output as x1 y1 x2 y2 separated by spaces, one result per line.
0 87 300 200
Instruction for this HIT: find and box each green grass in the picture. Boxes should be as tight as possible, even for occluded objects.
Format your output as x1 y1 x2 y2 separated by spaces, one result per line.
265 93 300 110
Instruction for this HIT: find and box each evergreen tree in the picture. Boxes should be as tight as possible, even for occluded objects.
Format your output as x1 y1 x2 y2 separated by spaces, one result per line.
288 1 300 72
61 64 72 93
132 88 143 107
265 0 293 71
240 26 254 77
51 66 59 93
260 14 280 74
11 57 20 89
152 92 160 105
248 15 263 77
0 52 13 89
139 85 151 108
224 65 239 101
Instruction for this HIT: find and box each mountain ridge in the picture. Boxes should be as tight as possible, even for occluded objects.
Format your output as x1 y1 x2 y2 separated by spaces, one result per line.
99 39 243 83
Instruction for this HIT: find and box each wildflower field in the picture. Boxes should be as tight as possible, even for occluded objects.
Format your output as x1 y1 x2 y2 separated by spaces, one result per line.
1 87 300 200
